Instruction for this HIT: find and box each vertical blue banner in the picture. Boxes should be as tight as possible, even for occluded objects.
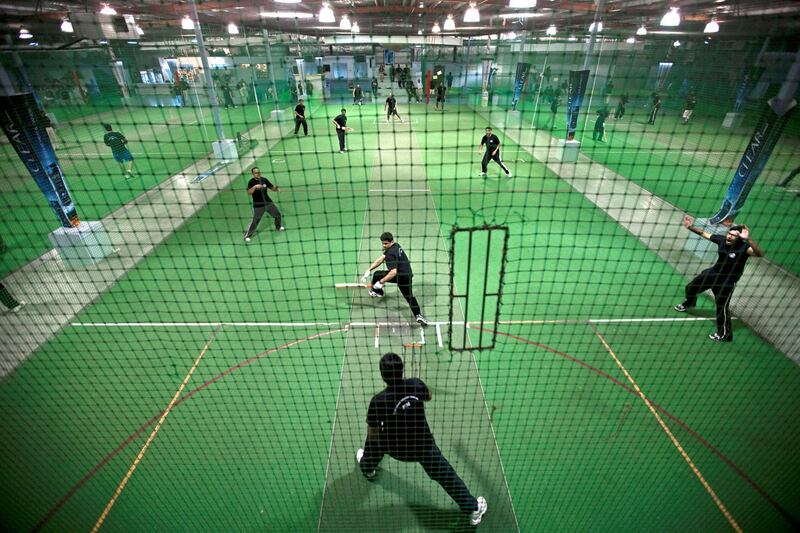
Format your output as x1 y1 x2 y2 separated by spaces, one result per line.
710 100 796 224
511 62 530 110
565 70 590 140
0 92 79 228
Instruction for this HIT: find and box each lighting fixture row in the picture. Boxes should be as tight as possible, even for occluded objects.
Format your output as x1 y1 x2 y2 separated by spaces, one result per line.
25 3 721 41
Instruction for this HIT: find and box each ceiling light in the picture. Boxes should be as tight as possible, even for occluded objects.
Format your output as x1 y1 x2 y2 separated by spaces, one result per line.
18 28 32 39
99 4 117 15
660 7 680 27
545 24 556 36
60 18 74 33
181 15 195 30
508 0 536 8
673 40 681 47
636 24 647 36
274 0 302 3
351 21 360 33
318 3 335 23
227 22 239 34
626 37 635 43
418 29 423 35
261 11 314 18
444 14 456 31
704 18 719 33
432 21 441 33
464 3 480 23
589 21 603 32
339 15 351 30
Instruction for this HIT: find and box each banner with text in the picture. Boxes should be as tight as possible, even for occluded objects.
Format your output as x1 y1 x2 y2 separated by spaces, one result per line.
511 62 530 110
565 69 590 140
0 92 79 227
710 100 796 224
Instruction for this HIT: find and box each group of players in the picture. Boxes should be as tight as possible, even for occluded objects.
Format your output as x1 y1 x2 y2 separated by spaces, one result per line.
239 80 766 527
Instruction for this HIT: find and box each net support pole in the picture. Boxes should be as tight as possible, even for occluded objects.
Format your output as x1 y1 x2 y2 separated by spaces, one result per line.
262 28 284 119
582 0 604 71
188 0 226 142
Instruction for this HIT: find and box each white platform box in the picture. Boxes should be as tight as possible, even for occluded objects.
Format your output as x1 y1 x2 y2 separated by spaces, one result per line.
48 220 114 268
212 139 238 161
557 139 581 162
722 112 744 129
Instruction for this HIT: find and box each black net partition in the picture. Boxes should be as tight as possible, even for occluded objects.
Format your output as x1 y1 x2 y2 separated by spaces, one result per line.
1 4 800 532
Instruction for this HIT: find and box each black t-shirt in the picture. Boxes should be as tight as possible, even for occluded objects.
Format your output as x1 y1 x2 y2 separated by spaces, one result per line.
104 131 127 153
481 134 500 152
386 96 397 110
247 177 274 206
354 87 363 97
367 378 434 457
709 234 751 284
550 99 559 113
295 104 305 118
334 114 347 128
384 242 412 275
685 97 697 110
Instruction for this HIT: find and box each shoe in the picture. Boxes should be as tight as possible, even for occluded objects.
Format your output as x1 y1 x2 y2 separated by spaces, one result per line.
339 150 345 153
673 303 693 312
415 314 429 327
278 226 285 231
368 290 384 298
708 333 732 342
506 173 513 178
470 497 488 526
478 172 487 177
10 301 26 313
356 448 376 479
244 237 251 243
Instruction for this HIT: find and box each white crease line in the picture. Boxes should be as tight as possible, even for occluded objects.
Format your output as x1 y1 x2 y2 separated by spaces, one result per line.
435 323 444 348
71 316 724 329
374 324 380 349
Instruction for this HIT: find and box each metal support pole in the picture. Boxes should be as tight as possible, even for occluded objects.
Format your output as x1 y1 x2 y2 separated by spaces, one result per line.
583 0 605 70
189 0 226 141
262 28 282 116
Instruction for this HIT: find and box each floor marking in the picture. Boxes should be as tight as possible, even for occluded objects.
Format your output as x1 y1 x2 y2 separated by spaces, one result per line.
71 316 724 330
374 324 381 349
419 327 426 345
435 322 444 348
591 325 743 533
91 325 222 532
271 158 285 163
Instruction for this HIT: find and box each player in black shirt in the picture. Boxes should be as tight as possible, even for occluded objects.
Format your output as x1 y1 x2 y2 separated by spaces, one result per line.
244 167 284 242
682 93 697 124
331 109 351 153
434 84 445 111
293 98 307 136
353 84 364 106
478 127 512 178
361 232 428 326
357 353 488 526
385 93 403 123
103 124 135 177
674 215 764 341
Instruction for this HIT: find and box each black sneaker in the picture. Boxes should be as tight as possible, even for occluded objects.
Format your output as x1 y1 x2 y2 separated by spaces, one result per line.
415 314 429 327
674 303 693 312
708 333 732 342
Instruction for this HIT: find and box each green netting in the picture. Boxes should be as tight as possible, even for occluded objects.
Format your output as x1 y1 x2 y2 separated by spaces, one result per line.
1 10 800 533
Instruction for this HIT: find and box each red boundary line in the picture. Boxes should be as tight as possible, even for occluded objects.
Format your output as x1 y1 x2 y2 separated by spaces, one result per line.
34 324 798 530
473 325 799 529
33 327 346 532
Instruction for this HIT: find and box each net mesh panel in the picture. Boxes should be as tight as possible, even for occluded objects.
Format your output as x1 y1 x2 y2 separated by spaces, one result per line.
1 11 800 533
